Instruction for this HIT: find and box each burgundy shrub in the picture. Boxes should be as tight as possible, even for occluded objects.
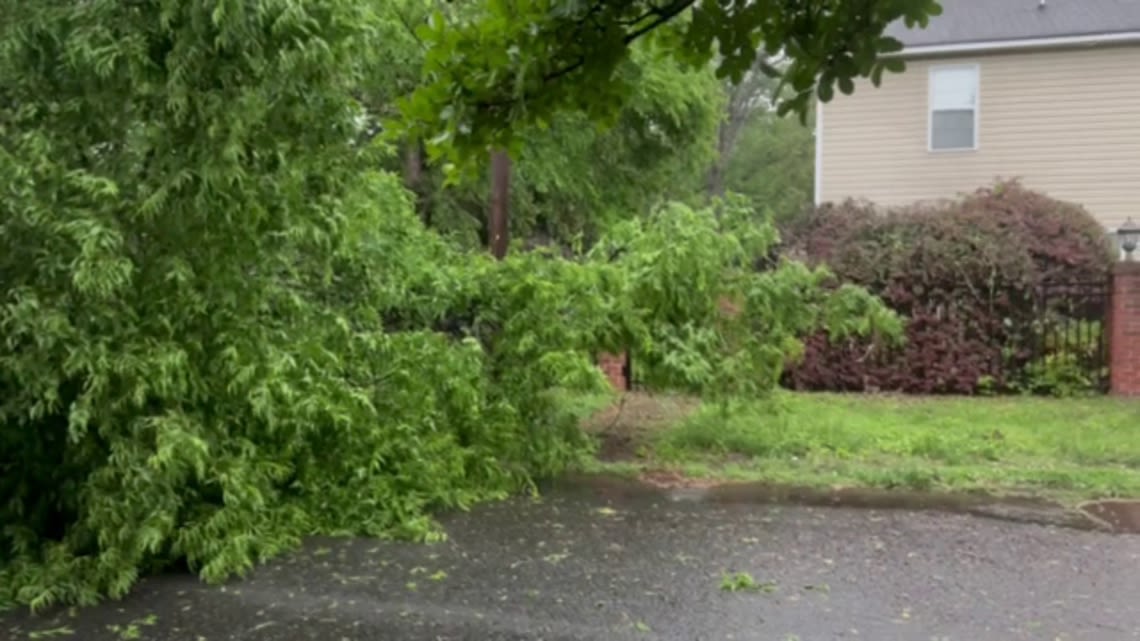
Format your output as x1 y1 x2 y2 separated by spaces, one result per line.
783 181 1114 394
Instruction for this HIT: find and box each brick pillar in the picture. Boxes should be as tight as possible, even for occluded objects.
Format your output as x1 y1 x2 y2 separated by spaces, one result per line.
1109 262 1140 396
597 352 629 391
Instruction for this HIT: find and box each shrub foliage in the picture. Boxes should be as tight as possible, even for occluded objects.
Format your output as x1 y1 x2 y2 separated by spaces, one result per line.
0 1 897 609
783 181 1114 394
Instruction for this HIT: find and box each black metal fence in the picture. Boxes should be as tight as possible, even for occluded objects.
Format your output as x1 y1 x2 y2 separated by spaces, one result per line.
1023 279 1112 393
621 277 1113 396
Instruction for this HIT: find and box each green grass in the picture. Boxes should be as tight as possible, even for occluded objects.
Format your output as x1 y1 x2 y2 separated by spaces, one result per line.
601 392 1140 501
549 387 617 422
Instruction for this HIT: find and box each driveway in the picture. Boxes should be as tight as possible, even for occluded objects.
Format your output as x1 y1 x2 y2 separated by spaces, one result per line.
5 478 1139 641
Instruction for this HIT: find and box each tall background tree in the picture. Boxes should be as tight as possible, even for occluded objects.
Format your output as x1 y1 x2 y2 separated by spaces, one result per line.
706 52 781 199
723 107 815 227
704 51 815 228
374 1 725 249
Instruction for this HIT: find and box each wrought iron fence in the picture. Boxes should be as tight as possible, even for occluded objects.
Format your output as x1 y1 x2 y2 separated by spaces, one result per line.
1021 279 1111 393
621 278 1112 396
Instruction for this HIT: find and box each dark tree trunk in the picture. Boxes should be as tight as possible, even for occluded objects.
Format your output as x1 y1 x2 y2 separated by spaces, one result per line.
706 141 727 199
706 113 735 199
403 141 423 189
403 140 430 226
488 149 511 260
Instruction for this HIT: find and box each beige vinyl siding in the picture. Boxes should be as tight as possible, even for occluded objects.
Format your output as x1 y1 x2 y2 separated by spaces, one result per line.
818 45 1140 230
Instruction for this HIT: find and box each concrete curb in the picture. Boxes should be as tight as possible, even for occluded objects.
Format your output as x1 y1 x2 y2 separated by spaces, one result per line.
550 473 1127 533
1076 498 1140 533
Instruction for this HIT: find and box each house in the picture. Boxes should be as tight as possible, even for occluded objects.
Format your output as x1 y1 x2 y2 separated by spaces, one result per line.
814 0 1140 233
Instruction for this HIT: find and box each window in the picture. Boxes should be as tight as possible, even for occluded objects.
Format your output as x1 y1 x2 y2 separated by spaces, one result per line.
929 65 978 151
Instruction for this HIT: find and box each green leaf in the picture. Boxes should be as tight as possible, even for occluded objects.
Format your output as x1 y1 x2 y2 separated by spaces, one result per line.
817 81 834 103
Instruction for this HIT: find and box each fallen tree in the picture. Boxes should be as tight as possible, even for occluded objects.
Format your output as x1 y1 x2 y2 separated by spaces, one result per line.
0 0 898 609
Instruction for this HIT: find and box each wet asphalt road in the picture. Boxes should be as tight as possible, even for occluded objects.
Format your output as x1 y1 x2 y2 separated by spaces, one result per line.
5 480 1140 641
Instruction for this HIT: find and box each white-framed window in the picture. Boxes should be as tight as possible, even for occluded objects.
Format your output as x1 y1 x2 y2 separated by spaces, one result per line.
928 64 979 151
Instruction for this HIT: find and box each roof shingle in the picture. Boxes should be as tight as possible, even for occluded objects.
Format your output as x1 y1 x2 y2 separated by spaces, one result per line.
886 0 1140 47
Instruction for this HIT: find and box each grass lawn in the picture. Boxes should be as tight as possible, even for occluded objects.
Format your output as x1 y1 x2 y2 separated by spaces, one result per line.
581 392 1140 503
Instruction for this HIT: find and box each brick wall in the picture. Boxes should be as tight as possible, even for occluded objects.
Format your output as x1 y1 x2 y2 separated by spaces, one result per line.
1109 262 1140 396
596 296 735 393
597 352 628 392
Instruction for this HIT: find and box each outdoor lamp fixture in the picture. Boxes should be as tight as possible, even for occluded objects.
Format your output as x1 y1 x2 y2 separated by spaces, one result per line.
1118 218 1140 261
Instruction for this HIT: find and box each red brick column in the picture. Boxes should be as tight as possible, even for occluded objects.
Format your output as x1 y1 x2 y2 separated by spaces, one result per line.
597 352 629 391
1109 262 1140 396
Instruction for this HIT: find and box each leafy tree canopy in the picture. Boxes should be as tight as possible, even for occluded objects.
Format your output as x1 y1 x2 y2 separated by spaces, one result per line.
426 47 724 247
374 1 725 247
400 0 942 169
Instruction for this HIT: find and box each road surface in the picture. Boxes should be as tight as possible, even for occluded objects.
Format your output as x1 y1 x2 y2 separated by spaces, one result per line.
5 479 1139 640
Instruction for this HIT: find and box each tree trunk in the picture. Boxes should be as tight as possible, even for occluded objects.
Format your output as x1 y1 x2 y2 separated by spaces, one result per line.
403 141 423 189
706 53 778 201
403 140 430 226
706 129 728 199
488 149 511 260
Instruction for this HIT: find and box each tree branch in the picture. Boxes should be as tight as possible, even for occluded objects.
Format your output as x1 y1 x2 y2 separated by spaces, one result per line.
621 0 695 44
472 0 696 114
392 5 428 52
619 1 669 26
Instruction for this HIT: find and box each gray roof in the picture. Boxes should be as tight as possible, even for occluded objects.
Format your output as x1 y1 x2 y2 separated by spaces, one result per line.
886 0 1140 47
